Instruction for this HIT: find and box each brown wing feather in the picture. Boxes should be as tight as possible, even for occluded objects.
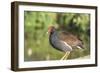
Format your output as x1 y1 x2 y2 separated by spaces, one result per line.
58 31 81 47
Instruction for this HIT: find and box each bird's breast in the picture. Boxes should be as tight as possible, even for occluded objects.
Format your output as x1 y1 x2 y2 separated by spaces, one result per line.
49 32 72 52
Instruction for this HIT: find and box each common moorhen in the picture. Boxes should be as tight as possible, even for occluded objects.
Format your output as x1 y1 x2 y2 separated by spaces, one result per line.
48 26 84 60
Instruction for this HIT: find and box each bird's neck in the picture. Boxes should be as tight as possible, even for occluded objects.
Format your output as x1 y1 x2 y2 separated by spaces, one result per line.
50 30 58 40
50 30 56 35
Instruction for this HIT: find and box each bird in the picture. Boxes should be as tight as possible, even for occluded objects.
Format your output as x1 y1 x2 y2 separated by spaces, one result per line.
47 26 84 60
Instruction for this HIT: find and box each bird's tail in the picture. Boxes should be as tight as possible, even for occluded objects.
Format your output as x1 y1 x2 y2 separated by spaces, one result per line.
77 44 85 49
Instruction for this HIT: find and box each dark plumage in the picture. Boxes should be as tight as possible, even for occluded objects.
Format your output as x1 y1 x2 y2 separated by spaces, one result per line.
48 26 84 60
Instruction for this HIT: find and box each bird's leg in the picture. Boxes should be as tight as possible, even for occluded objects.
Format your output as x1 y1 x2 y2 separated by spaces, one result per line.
63 51 70 60
61 52 68 60
61 51 70 60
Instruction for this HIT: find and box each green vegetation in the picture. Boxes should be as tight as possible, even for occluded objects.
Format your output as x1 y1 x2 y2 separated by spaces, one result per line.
24 11 90 61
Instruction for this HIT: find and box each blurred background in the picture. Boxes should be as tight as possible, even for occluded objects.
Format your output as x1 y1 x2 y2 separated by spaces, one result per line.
24 11 90 61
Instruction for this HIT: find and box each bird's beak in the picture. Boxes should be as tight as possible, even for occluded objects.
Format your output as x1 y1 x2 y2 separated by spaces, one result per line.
47 32 50 36
47 32 49 34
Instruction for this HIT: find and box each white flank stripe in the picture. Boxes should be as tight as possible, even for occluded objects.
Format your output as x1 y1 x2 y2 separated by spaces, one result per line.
61 41 72 51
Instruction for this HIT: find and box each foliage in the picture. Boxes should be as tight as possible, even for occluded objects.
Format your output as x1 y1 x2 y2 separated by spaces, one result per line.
24 11 90 61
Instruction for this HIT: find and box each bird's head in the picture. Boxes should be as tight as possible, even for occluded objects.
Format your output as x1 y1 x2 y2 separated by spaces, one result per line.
47 26 56 35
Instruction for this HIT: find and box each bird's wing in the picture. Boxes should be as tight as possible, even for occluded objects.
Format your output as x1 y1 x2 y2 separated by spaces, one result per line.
58 31 82 47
